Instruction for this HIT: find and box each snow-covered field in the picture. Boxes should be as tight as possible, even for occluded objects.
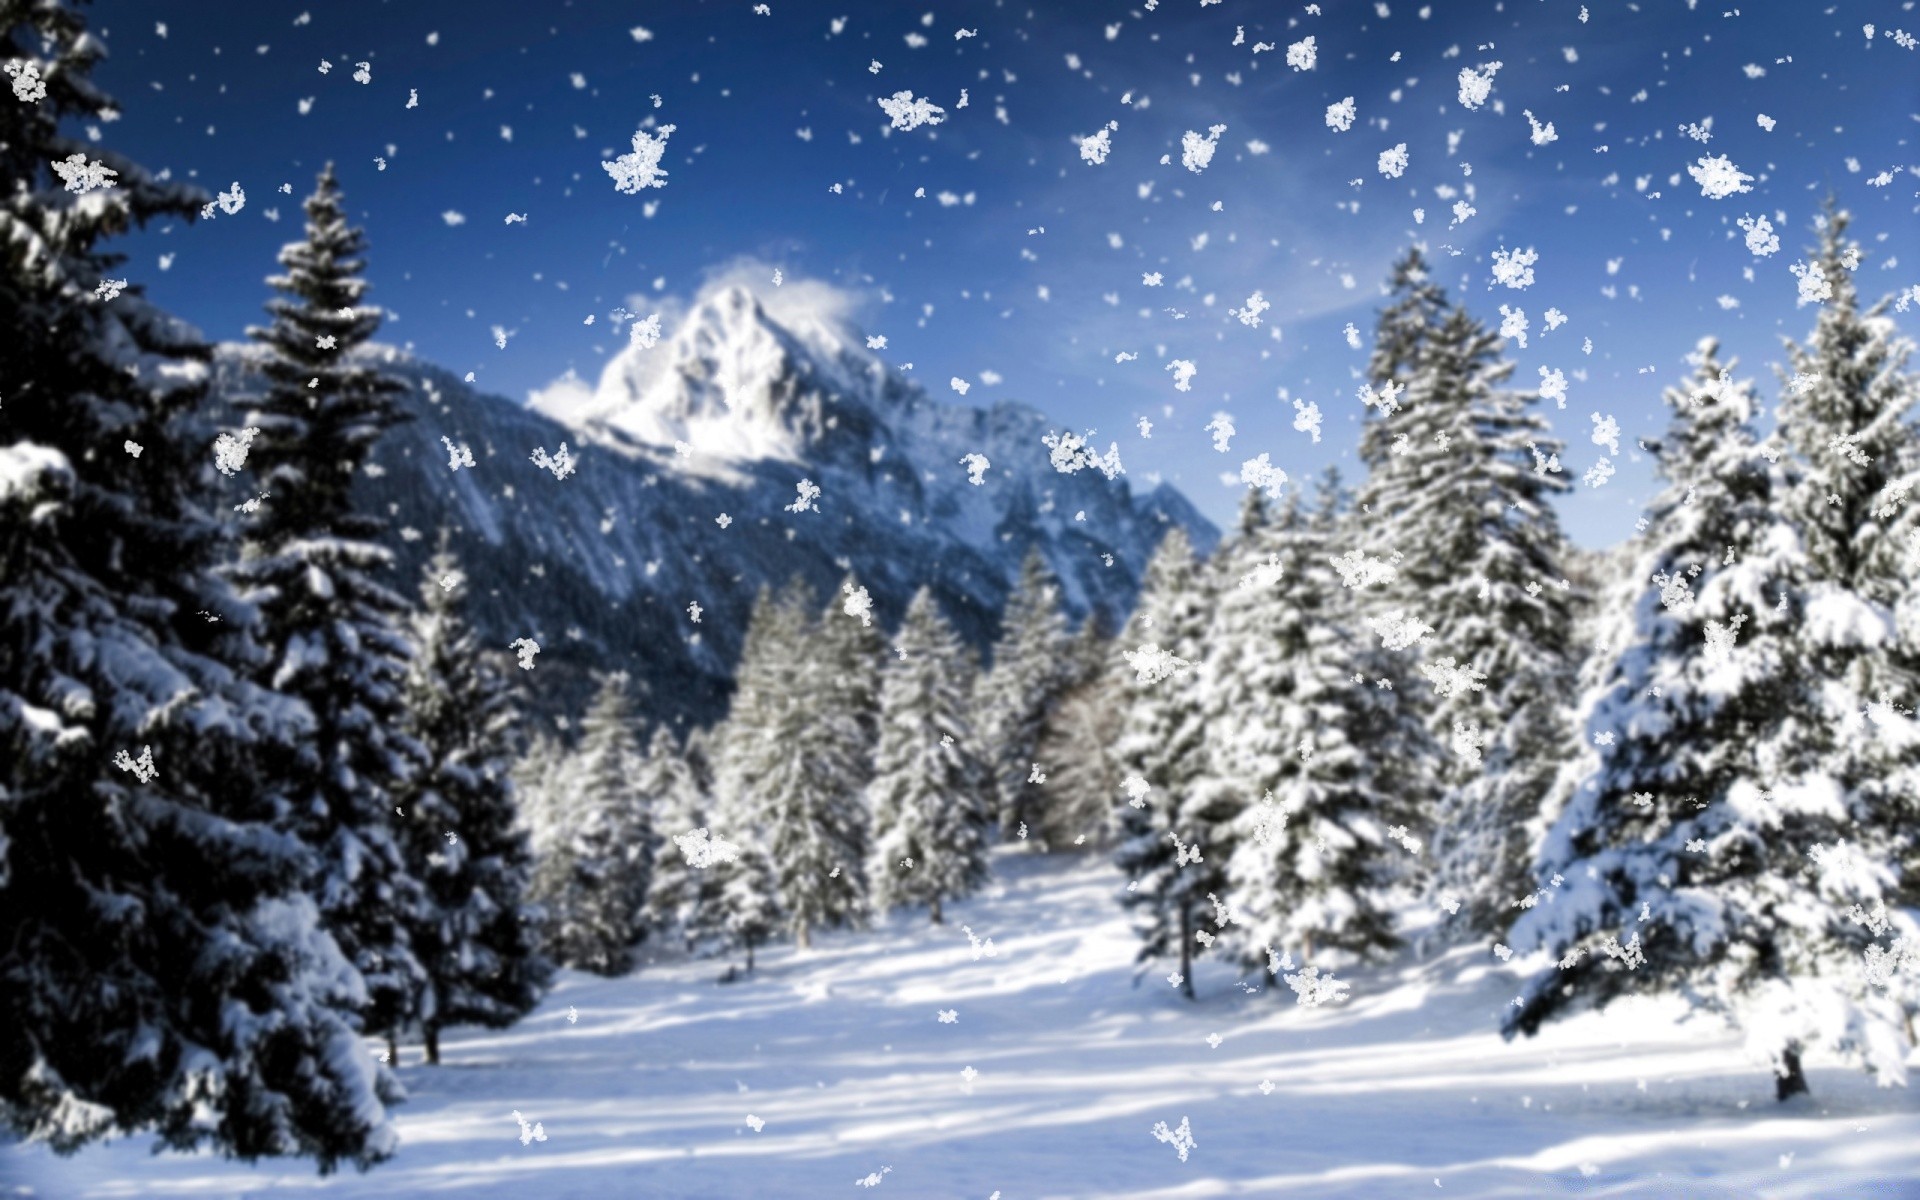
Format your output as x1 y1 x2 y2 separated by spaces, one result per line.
7 851 1919 1199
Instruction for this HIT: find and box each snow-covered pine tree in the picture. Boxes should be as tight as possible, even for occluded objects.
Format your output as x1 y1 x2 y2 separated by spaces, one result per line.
976 547 1074 837
530 671 652 975
718 580 869 948
1359 296 1582 937
868 588 993 923
1032 612 1125 848
229 164 429 1050
1367 245 1452 397
1774 206 1920 906
1113 527 1221 999
1210 490 1431 970
0 2 394 1168
1505 338 1919 1100
815 572 884 826
640 726 719 950
397 541 548 1065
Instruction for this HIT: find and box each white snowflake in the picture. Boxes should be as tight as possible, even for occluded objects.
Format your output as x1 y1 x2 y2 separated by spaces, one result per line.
1738 213 1780 257
674 828 741 869
1233 290 1270 328
1790 259 1832 306
1123 643 1192 686
1240 453 1288 501
1457 61 1503 110
878 90 946 131
51 152 117 193
1522 109 1557 145
629 313 663 348
1421 657 1488 698
786 478 822 513
94 278 127 302
1377 143 1410 180
603 124 676 192
112 745 158 783
1041 430 1124 479
1204 411 1235 451
1122 775 1152 808
1180 123 1228 173
1687 153 1754 199
1284 965 1350 1007
512 1110 546 1146
1291 398 1323 443
440 437 475 470
1490 246 1539 289
1285 36 1316 71
1324 96 1356 132
212 427 260 477
1079 120 1118 164
842 582 875 626
1150 1115 1197 1162
5 58 47 103
1366 609 1435 651
510 637 540 670
1538 366 1568 408
1590 412 1621 455
531 443 577 479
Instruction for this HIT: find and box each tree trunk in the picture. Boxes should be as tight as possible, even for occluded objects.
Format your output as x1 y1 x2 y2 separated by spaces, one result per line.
794 921 810 951
1179 908 1195 1001
930 896 943 925
745 932 756 973
1776 1046 1810 1101
386 1033 399 1067
424 1023 441 1067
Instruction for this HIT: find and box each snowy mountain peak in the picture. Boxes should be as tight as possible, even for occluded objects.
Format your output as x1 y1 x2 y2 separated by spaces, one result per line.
578 281 893 468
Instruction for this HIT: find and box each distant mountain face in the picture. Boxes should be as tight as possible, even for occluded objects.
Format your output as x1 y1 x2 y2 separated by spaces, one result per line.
212 283 1217 730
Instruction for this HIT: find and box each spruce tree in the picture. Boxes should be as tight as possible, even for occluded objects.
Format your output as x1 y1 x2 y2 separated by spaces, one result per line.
229 164 429 1047
1505 339 1918 1099
718 581 869 947
1356 295 1582 936
1774 206 1920 905
1032 613 1124 848
0 2 394 1168
1113 527 1220 999
976 548 1074 837
868 589 993 923
1219 493 1433 968
397 541 548 1064
639 725 719 951
530 672 652 975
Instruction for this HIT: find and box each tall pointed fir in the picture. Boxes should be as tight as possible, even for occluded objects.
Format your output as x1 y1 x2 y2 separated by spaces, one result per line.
1113 527 1221 999
1032 612 1125 848
228 164 429 1051
816 573 885 828
718 581 869 948
529 671 652 975
868 589 993 923
0 2 399 1169
1773 206 1920 905
1356 294 1582 937
641 726 720 950
397 542 548 1064
1214 492 1434 970
976 547 1075 838
1505 339 1918 1099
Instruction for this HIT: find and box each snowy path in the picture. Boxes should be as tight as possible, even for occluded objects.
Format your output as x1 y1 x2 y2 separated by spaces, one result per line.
6 851 1919 1198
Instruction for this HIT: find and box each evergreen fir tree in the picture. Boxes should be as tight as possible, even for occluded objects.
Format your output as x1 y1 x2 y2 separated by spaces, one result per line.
529 672 652 975
640 726 719 950
0 2 394 1168
868 589 993 923
1032 613 1125 849
718 581 869 947
1357 296 1582 936
1218 493 1434 968
1113 528 1220 999
397 541 548 1065
228 165 429 1048
976 548 1075 837
1505 339 1919 1099
1774 206 1920 906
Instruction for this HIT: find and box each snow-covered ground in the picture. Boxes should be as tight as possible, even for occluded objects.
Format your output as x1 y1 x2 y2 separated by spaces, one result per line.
7 850 1919 1198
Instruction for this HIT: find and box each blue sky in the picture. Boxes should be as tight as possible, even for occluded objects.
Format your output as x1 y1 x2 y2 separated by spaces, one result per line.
88 0 1920 546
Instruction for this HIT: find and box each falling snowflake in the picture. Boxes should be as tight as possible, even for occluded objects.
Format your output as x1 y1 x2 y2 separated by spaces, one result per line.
112 745 158 783
1285 36 1316 71
1123 643 1192 685
878 90 946 130
1687 154 1754 199
510 638 540 670
51 152 117 192
531 443 577 479
1179 123 1228 173
1167 359 1199 392
1325 96 1357 132
512 1110 546 1146
674 828 741 869
842 582 875 626
1457 61 1503 109
1377 143 1410 179
604 124 676 192
1080 120 1118 164
1151 1115 1197 1162
212 427 260 477
1490 246 1539 289
1284 965 1350 1007
1204 412 1236 451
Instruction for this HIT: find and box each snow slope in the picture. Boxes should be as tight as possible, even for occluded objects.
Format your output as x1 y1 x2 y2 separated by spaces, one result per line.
6 852 1918 1198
